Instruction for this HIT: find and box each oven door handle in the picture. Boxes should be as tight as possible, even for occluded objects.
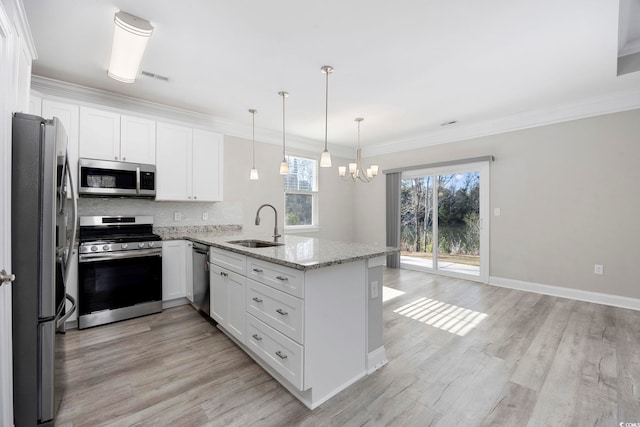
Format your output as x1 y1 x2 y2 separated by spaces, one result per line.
79 248 162 263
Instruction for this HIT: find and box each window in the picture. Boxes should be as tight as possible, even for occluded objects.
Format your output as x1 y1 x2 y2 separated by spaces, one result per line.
284 155 318 228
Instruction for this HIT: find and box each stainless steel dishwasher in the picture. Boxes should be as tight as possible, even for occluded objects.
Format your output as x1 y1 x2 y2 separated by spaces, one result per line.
191 242 211 318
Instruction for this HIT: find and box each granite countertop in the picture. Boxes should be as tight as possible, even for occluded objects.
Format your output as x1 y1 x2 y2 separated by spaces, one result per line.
184 233 398 271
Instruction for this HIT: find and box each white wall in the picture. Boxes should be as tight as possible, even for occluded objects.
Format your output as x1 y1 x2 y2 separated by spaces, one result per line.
354 108 640 300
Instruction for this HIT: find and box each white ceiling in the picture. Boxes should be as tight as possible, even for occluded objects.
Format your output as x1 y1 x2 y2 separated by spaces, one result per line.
22 0 640 156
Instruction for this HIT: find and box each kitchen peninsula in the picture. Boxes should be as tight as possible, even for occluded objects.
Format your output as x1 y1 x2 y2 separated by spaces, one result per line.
188 233 397 409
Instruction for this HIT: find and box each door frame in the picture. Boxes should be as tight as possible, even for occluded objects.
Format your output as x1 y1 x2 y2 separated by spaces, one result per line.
0 1 15 423
401 161 490 283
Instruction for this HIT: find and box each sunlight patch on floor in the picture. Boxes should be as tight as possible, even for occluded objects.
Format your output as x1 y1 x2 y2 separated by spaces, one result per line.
392 297 487 336
382 286 406 302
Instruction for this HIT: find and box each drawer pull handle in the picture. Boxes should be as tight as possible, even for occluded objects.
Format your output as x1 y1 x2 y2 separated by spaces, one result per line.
276 308 288 316
252 268 263 273
276 276 288 281
252 297 263 303
275 350 288 359
252 334 262 341
220 271 228 277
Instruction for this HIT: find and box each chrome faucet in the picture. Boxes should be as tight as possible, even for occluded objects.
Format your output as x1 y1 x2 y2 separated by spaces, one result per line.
255 204 281 241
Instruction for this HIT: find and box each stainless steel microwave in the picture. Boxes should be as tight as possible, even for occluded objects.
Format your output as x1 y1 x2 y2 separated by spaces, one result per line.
78 158 156 198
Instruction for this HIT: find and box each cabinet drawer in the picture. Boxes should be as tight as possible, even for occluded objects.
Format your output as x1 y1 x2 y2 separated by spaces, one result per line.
210 248 246 275
247 279 303 344
246 314 303 390
247 258 303 298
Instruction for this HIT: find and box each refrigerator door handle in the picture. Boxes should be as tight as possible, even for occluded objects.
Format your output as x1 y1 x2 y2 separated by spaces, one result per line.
63 153 77 273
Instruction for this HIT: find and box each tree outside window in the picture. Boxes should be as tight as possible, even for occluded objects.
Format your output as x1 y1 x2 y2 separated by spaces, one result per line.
284 155 318 227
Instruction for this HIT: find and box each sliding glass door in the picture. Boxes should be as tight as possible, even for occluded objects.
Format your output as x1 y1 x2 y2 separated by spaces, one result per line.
400 162 489 282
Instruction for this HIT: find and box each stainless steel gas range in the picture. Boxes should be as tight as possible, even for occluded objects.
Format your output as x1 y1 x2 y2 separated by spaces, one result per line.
78 216 163 329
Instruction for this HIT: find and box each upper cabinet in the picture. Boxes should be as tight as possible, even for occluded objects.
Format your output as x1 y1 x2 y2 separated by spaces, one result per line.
79 107 156 164
156 122 191 200
156 123 223 202
120 115 156 163
79 107 120 161
192 129 223 201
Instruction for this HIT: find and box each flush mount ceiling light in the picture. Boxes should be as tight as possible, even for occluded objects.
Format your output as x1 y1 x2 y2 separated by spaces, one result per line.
249 109 259 180
339 118 379 183
320 65 333 168
107 11 154 83
279 91 290 175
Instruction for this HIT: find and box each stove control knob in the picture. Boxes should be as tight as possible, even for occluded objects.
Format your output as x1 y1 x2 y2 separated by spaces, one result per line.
138 242 145 249
121 243 128 250
103 245 109 251
91 245 98 252
148 241 155 247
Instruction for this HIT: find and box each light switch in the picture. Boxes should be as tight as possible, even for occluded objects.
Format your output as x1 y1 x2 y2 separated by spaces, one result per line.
494 208 501 216
202 212 209 221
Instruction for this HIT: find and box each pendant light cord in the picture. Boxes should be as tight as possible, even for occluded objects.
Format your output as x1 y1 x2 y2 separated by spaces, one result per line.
282 93 286 158
251 110 256 168
324 70 329 151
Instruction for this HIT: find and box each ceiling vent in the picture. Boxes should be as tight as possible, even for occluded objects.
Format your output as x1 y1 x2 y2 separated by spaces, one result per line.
140 70 169 82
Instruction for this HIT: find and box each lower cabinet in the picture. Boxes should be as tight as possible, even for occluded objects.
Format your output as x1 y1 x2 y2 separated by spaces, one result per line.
209 246 377 410
162 240 191 302
210 249 246 344
246 314 304 390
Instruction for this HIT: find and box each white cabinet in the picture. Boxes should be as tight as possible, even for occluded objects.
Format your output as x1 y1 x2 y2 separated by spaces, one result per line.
42 100 79 198
192 129 223 201
156 122 191 200
156 123 223 202
120 115 156 163
79 107 120 161
162 240 189 301
207 247 379 409
79 107 156 164
210 248 246 344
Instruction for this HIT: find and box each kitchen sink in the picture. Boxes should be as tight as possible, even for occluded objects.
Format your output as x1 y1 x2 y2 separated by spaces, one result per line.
227 239 284 248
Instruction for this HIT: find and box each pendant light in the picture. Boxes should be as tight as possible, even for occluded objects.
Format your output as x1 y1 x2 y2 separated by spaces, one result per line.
339 117 379 183
279 91 290 175
320 65 333 167
249 109 259 180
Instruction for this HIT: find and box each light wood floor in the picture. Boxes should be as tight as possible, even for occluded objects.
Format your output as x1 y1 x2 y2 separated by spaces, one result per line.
56 269 640 426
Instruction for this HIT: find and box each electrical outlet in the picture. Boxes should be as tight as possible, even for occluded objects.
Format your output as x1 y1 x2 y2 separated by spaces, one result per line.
174 212 182 222
202 212 209 221
594 264 604 275
371 281 379 299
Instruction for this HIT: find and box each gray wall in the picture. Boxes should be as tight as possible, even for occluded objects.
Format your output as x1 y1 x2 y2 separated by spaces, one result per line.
223 135 356 242
354 108 640 299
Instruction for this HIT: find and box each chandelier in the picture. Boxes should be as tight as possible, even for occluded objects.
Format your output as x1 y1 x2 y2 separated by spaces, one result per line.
339 118 379 183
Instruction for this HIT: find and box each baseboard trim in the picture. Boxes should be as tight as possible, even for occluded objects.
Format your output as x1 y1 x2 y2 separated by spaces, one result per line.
489 276 640 311
366 346 388 374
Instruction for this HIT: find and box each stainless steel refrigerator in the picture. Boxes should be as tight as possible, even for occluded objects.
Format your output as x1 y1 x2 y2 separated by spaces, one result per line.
11 113 77 426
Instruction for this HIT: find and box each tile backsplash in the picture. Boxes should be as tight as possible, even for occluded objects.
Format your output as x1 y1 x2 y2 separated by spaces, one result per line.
78 197 243 227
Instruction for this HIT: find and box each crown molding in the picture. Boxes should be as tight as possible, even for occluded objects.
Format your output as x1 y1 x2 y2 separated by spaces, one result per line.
5 0 36 59
32 76 638 161
31 75 354 158
363 87 640 158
